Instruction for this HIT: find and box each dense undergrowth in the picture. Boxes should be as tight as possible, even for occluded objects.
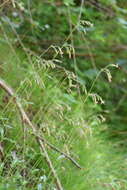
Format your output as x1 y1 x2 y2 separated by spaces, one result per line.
0 0 127 190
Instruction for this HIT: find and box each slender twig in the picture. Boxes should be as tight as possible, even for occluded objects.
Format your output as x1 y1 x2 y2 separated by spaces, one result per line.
34 134 82 169
0 78 63 190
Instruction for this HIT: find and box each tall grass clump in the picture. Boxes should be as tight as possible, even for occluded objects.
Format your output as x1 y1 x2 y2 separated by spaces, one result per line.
0 1 127 189
0 43 126 190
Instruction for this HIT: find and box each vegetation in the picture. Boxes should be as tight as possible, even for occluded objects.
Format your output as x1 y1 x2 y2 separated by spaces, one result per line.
0 0 127 189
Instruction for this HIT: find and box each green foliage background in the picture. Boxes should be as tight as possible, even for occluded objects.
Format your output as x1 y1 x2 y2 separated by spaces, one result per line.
0 0 127 189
